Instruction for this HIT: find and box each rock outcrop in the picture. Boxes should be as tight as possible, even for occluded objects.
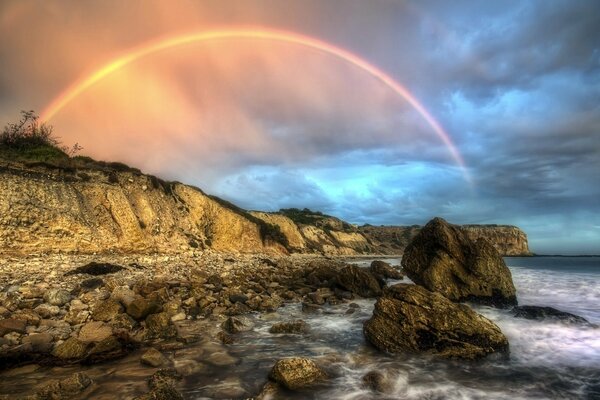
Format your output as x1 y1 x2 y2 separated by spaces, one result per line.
463 225 532 256
401 218 517 307
512 305 593 325
363 284 509 359
0 161 286 256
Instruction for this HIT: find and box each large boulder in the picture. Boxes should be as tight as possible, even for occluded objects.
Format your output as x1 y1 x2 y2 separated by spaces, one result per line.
336 265 382 298
363 284 509 359
269 358 328 390
401 217 517 307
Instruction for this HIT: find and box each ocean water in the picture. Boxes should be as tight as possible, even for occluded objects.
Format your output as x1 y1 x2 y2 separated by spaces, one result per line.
1 257 598 399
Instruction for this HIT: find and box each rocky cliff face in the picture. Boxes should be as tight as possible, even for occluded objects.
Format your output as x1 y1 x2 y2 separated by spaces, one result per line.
0 162 284 256
462 225 532 256
0 161 531 257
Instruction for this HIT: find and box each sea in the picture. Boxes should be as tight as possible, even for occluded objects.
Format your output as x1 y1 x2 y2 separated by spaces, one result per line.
1 257 599 399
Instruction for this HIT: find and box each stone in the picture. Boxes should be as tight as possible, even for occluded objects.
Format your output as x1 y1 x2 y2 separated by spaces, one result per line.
363 284 509 359
0 318 27 336
91 299 124 322
43 289 71 306
65 309 90 325
221 316 254 334
36 372 92 399
141 347 168 367
34 303 60 318
370 260 404 281
269 358 328 390
112 285 137 307
361 371 395 393
336 264 382 298
135 368 183 400
22 332 54 352
401 217 517 307
145 312 177 340
513 305 592 325
127 298 162 320
52 337 90 359
269 320 310 334
78 321 113 343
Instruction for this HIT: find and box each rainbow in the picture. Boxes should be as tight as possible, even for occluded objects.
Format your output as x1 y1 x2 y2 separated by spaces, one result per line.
40 27 470 183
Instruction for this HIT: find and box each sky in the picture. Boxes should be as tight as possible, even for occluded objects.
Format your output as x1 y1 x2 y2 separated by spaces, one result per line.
1 0 599 254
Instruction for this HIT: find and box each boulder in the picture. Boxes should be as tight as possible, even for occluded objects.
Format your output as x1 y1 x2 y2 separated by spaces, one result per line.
269 320 310 334
513 305 592 325
401 217 517 307
336 265 382 298
269 358 328 390
363 284 509 359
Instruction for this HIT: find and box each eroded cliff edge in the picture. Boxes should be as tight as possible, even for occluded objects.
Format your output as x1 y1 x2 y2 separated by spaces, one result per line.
0 161 531 256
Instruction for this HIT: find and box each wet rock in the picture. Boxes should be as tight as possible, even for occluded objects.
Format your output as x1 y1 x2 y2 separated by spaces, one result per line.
141 347 168 367
513 305 592 325
43 289 71 306
217 330 234 344
78 321 113 343
145 312 177 340
135 368 183 400
127 298 162 320
401 217 517 307
363 284 509 359
21 332 53 353
64 308 90 325
269 320 310 334
301 302 322 313
91 299 124 322
229 292 248 304
370 260 404 281
255 381 279 400
221 316 254 334
0 318 27 336
86 335 128 362
36 372 92 399
52 337 90 359
268 357 328 390
361 370 395 393
66 262 125 276
204 350 239 367
337 264 382 298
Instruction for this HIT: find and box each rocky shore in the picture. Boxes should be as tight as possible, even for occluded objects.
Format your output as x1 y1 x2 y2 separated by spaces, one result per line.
2 218 584 399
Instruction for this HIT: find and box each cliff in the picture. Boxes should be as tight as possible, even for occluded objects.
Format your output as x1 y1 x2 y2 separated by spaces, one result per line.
0 161 531 257
0 160 287 256
252 209 532 257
